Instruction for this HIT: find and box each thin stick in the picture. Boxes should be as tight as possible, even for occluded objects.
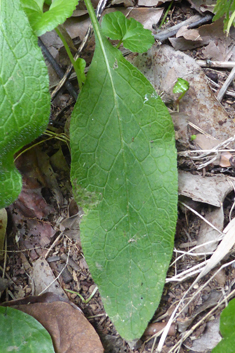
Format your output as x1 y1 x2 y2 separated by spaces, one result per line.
197 60 235 69
180 202 223 235
38 38 78 100
168 265 235 353
38 249 70 295
154 14 212 42
217 65 235 102
44 232 63 259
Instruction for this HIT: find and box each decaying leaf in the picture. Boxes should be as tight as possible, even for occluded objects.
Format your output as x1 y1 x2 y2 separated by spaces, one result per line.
2 293 104 353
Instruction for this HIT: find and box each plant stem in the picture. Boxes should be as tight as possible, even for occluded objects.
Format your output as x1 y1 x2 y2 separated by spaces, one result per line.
116 40 122 49
83 0 100 36
65 287 98 303
159 0 173 29
55 27 83 90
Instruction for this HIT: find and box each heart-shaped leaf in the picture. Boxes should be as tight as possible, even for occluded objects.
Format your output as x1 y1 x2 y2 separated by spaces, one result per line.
0 0 50 208
101 11 155 53
70 1 177 341
0 306 55 353
20 0 79 36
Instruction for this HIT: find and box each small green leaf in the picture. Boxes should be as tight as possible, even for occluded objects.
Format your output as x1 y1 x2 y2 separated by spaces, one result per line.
212 298 235 352
0 306 55 353
101 11 155 53
173 78 189 94
20 0 79 36
70 0 177 341
173 77 189 102
0 0 50 208
74 58 86 85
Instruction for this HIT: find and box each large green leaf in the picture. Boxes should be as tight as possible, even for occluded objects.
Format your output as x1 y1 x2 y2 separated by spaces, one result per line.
20 0 79 36
0 306 55 353
70 0 177 341
0 0 50 208
212 298 235 353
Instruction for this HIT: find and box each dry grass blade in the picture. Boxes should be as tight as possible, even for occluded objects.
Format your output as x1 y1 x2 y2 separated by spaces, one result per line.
196 217 235 281
156 207 235 351
178 134 235 170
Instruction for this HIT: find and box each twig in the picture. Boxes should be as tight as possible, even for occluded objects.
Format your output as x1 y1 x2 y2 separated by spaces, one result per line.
154 14 212 42
178 135 235 169
44 232 63 259
188 121 217 140
180 202 223 235
206 76 235 98
168 262 235 353
217 65 235 102
197 60 235 69
157 258 235 352
38 249 70 295
38 38 78 100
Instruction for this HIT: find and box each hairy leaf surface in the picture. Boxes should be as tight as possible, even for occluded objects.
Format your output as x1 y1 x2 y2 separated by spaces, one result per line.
0 0 50 208
0 307 55 352
70 2 177 341
101 11 154 53
21 0 79 36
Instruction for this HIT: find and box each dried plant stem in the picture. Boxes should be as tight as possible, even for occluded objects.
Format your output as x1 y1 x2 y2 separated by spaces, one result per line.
217 65 235 102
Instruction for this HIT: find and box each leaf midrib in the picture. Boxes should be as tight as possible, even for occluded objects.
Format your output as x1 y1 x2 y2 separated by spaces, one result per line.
85 0 135 321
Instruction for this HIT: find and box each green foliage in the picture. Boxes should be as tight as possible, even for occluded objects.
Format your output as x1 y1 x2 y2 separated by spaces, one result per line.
20 0 79 36
70 0 178 341
101 11 154 53
0 0 178 343
0 306 55 353
173 78 189 101
212 298 235 352
74 58 87 85
0 0 50 208
213 0 235 33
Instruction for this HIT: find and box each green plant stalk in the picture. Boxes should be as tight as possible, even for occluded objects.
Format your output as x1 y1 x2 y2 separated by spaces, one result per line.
116 39 122 49
227 8 235 34
159 0 173 29
178 91 186 101
55 27 83 90
65 287 98 303
84 0 102 40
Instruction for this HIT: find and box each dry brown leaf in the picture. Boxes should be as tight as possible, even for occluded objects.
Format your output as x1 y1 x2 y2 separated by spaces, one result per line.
111 0 134 6
187 0 218 15
31 258 66 297
176 26 202 41
138 0 168 5
195 206 224 254
178 171 234 207
144 322 176 337
3 293 103 353
127 44 234 142
187 317 221 352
